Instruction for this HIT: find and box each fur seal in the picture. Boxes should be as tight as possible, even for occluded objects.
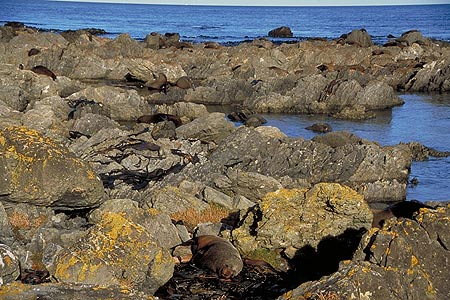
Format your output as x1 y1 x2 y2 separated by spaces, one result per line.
191 235 243 279
174 76 195 90
30 65 57 80
371 200 433 228
146 72 168 93
28 48 41 57
137 113 182 127
305 123 332 133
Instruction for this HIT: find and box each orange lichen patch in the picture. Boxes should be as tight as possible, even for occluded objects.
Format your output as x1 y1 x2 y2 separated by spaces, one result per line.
87 169 97 180
170 204 230 229
8 211 31 229
411 255 419 267
315 291 340 300
2 254 13 266
347 266 358 277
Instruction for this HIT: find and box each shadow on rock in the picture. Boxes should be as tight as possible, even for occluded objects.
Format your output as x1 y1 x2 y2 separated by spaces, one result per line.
284 227 367 289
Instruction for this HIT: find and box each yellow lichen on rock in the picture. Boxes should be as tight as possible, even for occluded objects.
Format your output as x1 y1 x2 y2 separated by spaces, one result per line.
54 211 158 288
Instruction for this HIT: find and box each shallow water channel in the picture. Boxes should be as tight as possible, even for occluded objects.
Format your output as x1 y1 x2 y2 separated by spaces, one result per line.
231 93 450 202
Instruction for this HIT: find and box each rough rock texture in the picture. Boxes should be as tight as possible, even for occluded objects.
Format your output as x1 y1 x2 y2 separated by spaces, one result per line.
280 204 450 300
341 28 374 47
0 282 156 300
174 127 411 203
0 244 20 285
233 184 372 267
0 126 105 209
53 210 174 294
176 112 236 143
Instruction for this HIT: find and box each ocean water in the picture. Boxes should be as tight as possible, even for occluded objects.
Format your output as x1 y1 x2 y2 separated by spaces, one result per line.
259 94 450 202
0 0 449 201
0 0 449 44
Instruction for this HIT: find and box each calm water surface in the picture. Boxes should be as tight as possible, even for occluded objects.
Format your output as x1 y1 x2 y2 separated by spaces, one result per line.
0 1 449 44
260 94 450 202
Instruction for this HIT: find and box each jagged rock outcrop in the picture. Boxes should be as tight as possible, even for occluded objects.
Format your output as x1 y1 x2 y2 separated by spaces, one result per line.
232 184 373 269
280 204 450 300
171 127 411 203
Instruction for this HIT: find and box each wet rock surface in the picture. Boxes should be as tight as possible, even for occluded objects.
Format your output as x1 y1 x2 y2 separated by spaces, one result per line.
0 25 449 299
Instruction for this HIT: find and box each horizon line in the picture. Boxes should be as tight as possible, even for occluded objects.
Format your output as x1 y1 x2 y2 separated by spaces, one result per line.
49 0 450 7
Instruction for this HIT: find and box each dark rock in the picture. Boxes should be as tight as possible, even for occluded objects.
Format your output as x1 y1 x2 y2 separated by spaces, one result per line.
305 122 332 133
227 109 253 122
4 21 25 28
137 113 182 127
341 28 373 47
268 26 293 38
397 30 429 46
244 114 267 127
151 120 177 140
175 127 411 203
404 141 450 161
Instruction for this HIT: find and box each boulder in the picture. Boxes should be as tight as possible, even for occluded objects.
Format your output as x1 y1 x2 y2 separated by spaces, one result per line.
53 210 174 294
69 112 122 137
89 198 181 249
233 183 373 268
176 112 236 144
268 26 293 38
67 86 152 121
397 30 430 46
0 126 105 209
341 28 373 47
281 204 450 300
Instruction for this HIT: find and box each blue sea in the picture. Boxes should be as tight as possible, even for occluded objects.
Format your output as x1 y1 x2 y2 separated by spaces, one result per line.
0 0 449 201
0 0 449 44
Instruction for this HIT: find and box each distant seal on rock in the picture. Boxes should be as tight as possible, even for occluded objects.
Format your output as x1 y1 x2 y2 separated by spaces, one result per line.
28 48 41 56
305 123 332 133
146 72 168 93
174 76 195 90
371 200 434 228
19 64 57 80
137 113 182 127
191 235 243 279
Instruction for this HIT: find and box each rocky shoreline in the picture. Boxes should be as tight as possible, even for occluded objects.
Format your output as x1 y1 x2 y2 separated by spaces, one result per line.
0 23 449 299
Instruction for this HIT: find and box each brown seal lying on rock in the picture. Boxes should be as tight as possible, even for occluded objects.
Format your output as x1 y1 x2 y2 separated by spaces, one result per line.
174 76 195 90
146 72 168 93
137 113 182 127
371 200 434 228
191 235 244 279
19 64 57 80
305 122 333 133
